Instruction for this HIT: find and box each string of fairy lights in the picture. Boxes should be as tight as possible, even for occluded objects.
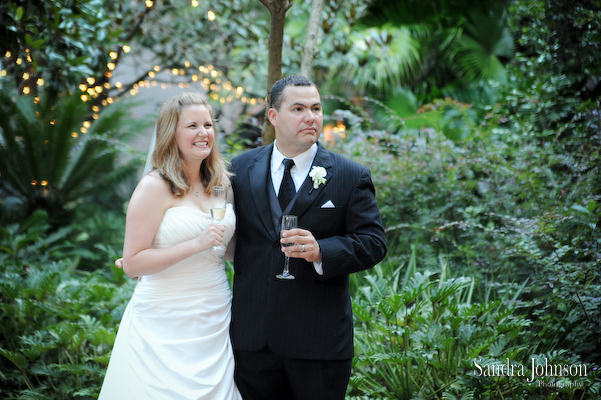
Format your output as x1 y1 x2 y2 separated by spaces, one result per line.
2 0 345 191
1 1 266 139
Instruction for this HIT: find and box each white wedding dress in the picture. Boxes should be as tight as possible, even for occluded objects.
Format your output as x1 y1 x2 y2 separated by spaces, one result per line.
99 204 241 400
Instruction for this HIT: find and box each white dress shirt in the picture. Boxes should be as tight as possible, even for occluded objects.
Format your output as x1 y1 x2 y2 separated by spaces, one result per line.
270 142 317 194
271 141 323 275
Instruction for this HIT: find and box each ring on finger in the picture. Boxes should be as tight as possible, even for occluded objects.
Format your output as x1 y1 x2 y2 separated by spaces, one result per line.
302 244 305 252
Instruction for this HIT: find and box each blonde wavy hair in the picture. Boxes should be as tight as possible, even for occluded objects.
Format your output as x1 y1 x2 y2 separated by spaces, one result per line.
150 92 231 197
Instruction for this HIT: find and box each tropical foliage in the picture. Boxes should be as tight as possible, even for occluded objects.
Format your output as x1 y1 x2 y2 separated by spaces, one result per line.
0 0 135 97
0 210 131 400
334 0 515 97
329 122 600 398
0 88 143 227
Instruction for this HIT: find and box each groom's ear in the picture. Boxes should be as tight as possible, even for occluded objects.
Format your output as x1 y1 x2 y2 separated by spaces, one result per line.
267 108 278 127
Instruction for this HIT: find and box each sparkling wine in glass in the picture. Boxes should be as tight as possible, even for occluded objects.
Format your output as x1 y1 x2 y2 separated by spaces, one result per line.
210 185 227 251
277 214 297 280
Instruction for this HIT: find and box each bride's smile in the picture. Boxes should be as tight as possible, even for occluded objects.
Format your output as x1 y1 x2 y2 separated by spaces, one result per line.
176 104 215 163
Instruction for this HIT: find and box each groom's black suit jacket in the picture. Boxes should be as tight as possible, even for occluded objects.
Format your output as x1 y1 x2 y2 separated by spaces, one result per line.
230 142 386 361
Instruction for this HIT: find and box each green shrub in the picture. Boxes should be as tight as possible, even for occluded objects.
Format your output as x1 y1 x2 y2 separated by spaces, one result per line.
347 249 528 399
348 253 600 399
0 210 134 399
0 86 144 228
327 114 600 363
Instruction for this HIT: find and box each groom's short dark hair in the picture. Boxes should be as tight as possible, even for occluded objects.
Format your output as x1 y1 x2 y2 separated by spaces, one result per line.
269 75 317 111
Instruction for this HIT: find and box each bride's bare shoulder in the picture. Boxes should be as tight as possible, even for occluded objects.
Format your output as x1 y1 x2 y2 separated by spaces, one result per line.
134 171 171 196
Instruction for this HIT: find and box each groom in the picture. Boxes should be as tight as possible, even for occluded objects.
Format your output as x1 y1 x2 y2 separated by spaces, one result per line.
230 75 386 400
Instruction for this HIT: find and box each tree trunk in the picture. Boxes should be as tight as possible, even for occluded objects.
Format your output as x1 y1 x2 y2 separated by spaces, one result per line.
259 0 293 145
300 0 324 79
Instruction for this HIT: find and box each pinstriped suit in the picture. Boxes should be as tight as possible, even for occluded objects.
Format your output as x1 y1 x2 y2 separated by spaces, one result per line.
230 142 386 362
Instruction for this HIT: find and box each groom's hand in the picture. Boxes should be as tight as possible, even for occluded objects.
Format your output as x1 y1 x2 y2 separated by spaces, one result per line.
281 228 322 263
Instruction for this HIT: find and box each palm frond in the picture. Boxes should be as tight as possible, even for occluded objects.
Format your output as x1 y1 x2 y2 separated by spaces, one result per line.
45 93 88 185
339 26 422 97
0 95 41 198
452 7 515 83
0 87 140 226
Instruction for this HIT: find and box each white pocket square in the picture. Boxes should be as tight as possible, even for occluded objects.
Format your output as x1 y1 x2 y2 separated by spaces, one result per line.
321 200 335 208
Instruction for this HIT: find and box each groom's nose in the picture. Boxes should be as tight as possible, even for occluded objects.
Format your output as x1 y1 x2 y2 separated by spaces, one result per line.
303 109 317 123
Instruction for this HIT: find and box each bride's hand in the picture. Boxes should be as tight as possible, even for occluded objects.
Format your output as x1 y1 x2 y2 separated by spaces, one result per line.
199 223 226 251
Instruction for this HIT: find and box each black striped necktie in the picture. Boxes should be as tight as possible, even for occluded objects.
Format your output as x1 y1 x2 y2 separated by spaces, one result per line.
278 158 295 210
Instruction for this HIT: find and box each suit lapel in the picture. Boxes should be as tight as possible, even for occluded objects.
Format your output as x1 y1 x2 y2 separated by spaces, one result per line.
290 144 333 220
247 144 279 242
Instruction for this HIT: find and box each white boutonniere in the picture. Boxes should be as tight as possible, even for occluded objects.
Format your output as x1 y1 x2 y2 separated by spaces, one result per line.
309 166 327 190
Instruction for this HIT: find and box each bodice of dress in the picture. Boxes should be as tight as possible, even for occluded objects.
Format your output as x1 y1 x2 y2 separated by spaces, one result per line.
138 203 236 292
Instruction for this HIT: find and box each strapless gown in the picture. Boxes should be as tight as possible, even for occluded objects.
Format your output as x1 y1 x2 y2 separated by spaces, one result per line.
98 205 241 400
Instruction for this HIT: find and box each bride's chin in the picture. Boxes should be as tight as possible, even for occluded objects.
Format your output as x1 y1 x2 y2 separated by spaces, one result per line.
193 147 211 155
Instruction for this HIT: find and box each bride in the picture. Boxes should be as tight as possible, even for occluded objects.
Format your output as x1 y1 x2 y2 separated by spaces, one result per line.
98 92 241 399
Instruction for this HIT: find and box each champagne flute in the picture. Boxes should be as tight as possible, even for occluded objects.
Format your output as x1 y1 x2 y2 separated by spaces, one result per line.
210 185 227 251
276 214 297 280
